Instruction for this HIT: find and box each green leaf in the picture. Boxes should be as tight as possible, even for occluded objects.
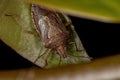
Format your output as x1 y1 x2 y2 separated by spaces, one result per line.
23 0 120 23
0 0 90 68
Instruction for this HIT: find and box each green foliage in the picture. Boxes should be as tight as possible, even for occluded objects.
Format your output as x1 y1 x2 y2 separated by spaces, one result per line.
25 0 120 23
0 0 90 68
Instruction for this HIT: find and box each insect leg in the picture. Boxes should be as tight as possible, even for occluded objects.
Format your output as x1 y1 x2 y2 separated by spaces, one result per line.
43 50 52 68
5 14 36 35
33 49 48 63
68 41 93 59
57 13 72 27
34 48 51 63
64 19 72 27
58 56 62 67
5 14 23 28
69 42 85 52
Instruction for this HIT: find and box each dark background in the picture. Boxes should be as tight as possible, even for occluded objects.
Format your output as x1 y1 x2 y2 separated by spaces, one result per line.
0 16 120 69
70 16 120 58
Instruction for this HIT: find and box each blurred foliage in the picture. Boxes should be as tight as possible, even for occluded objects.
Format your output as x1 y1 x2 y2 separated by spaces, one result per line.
23 0 120 23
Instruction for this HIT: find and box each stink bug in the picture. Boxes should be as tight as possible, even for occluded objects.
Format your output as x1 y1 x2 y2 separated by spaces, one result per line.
31 4 69 59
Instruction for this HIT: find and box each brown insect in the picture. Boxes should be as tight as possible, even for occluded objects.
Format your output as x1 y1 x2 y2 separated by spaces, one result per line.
31 4 69 61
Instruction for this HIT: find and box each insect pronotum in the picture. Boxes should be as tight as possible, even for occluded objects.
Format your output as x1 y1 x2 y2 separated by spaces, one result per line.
31 4 70 61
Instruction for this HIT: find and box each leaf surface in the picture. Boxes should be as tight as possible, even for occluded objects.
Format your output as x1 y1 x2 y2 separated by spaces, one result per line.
0 0 90 68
